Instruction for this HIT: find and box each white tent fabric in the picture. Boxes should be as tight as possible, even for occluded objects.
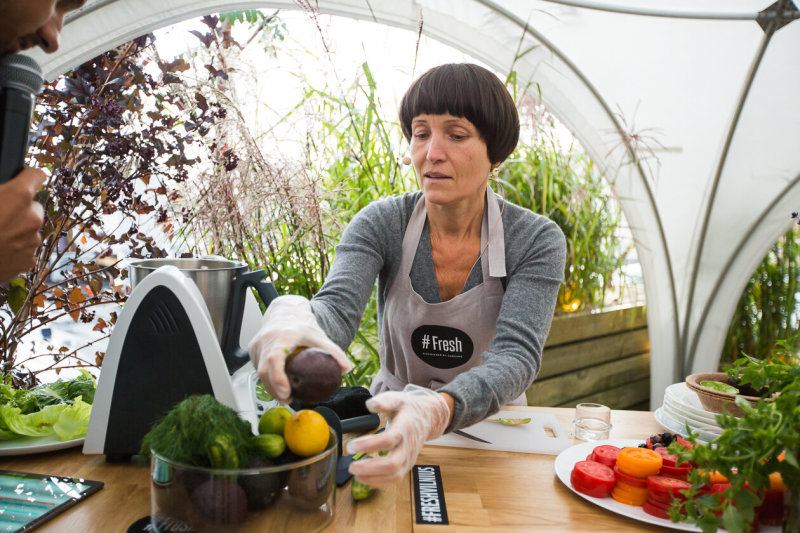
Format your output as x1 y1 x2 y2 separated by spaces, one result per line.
26 0 800 407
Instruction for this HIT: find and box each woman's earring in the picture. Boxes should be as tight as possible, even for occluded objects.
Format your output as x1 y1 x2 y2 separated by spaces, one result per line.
401 156 412 166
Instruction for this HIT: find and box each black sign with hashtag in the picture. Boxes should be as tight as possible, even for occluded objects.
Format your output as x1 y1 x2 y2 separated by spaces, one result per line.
410 325 474 369
412 465 449 525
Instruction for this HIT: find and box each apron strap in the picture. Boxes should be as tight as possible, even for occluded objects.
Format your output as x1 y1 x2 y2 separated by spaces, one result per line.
400 187 507 283
485 186 507 279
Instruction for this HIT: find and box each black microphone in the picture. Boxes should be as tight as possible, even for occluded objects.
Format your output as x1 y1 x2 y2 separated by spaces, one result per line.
0 54 44 183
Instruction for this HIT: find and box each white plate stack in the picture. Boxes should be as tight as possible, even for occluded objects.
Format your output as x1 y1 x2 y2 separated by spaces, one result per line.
654 383 724 443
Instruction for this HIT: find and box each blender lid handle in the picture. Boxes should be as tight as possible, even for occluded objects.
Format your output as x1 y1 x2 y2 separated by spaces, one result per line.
221 269 279 374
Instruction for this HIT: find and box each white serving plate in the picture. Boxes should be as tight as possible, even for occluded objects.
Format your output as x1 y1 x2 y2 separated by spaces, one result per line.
0 435 84 456
654 408 719 444
662 393 719 426
664 383 722 421
661 402 722 434
662 401 718 430
553 439 779 532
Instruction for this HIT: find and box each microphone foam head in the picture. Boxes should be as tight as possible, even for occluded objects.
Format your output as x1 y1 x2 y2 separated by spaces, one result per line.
0 53 44 94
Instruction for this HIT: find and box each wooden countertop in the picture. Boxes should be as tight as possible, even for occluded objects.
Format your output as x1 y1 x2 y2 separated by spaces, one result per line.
2 407 673 532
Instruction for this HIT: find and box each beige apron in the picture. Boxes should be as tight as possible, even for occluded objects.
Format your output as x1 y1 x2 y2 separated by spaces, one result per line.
371 186 526 405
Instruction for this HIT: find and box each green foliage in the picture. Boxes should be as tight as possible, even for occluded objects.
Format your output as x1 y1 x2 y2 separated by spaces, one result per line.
4 369 95 414
497 136 630 313
0 370 95 441
722 225 800 365
170 19 413 387
1 35 214 382
140 394 258 468
169 14 632 389
672 353 800 533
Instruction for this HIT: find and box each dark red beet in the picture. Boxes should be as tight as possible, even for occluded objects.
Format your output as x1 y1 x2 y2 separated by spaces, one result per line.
190 478 247 526
285 347 342 404
287 453 335 509
238 455 283 509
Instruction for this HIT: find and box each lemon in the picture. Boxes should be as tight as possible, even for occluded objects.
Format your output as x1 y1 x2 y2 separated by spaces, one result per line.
283 410 330 457
258 406 292 435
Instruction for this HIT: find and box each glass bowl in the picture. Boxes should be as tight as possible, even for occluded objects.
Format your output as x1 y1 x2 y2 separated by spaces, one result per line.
149 427 337 533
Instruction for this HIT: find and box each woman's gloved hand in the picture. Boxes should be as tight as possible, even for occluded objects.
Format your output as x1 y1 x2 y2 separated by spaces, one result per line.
248 295 351 402
346 384 453 487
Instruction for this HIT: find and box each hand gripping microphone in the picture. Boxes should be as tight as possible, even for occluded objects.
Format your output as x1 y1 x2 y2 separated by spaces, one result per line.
0 54 44 183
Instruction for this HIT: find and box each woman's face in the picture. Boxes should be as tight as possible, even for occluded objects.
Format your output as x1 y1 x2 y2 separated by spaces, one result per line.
409 113 493 209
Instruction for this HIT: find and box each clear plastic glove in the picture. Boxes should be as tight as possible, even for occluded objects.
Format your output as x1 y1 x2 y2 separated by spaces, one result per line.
248 295 352 402
346 384 452 487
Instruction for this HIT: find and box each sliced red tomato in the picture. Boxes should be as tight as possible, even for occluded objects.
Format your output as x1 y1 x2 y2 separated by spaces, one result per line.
648 494 676 509
571 469 613 498
675 435 696 450
647 476 691 498
592 445 621 467
659 464 692 480
571 461 615 497
648 489 679 506
652 447 680 467
710 482 732 495
643 500 671 519
648 494 687 517
613 465 648 487
758 488 785 527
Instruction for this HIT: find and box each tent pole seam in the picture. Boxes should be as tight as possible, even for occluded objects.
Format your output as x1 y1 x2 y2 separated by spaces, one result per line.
531 0 759 20
475 0 681 380
681 31 774 374
687 173 800 371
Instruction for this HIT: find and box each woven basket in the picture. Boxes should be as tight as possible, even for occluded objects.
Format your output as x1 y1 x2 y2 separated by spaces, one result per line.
685 372 761 418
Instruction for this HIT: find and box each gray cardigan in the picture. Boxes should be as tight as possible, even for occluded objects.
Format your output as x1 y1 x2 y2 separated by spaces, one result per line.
310 191 566 431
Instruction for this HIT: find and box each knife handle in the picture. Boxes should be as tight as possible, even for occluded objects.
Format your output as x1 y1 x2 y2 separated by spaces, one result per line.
341 413 380 434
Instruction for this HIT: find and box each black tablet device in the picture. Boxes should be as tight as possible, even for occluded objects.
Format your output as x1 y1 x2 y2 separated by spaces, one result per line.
0 469 103 532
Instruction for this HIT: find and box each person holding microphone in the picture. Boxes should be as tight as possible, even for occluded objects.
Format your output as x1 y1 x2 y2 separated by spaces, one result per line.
0 0 86 283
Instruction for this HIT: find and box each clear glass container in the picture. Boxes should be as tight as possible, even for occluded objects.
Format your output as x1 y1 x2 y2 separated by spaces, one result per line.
149 428 337 533
573 402 612 441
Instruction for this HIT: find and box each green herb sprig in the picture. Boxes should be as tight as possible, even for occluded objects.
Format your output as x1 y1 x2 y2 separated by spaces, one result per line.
670 353 800 533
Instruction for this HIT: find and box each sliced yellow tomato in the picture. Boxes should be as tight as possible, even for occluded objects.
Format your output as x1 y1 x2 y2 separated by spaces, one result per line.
616 447 663 478
612 486 648 506
697 468 729 484
768 471 785 492
612 480 649 501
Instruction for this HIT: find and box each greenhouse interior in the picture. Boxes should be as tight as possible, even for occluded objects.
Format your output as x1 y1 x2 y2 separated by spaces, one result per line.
1 1 798 532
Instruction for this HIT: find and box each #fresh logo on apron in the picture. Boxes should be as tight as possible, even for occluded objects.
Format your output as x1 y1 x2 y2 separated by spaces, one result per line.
410 325 474 369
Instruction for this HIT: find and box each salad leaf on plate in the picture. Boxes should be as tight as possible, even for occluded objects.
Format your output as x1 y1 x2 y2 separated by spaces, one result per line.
0 403 64 437
53 396 92 440
0 371 96 441
8 370 96 413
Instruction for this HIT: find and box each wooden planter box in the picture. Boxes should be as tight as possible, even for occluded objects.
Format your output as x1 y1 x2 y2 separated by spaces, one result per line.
525 305 649 410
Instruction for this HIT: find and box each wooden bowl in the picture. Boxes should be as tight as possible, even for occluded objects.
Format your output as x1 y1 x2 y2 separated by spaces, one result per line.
685 372 761 418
